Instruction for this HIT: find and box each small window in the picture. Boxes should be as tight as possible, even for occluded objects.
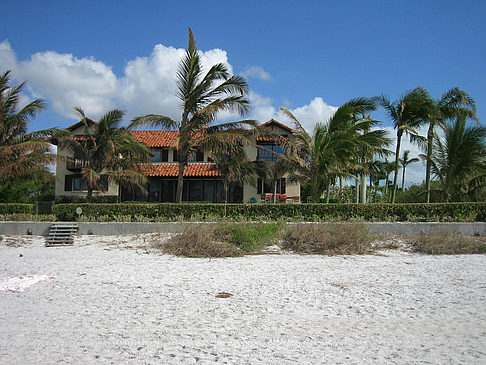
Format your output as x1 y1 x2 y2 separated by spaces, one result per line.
72 176 88 191
188 149 204 162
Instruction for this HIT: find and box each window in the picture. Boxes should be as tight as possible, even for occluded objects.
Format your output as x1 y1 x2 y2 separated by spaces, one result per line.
64 174 107 192
149 149 169 162
72 176 88 191
188 149 204 162
257 144 284 162
257 178 286 194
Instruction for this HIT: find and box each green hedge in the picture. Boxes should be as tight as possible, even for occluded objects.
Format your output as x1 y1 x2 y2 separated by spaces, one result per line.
0 203 34 215
52 202 486 222
55 195 118 203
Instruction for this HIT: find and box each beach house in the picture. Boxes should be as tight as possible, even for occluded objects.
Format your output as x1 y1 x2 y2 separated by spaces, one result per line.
54 119 300 203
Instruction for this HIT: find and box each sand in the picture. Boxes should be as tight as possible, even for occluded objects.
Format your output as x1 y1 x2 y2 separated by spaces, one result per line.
1 234 485 364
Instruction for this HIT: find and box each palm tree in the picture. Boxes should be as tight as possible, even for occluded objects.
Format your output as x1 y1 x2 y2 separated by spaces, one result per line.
130 28 254 203
421 88 477 202
431 113 486 201
399 150 419 191
0 70 63 181
210 137 265 202
378 88 429 203
264 157 291 203
63 107 150 201
280 97 390 203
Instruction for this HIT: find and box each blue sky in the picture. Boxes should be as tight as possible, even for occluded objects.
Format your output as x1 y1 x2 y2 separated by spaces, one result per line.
1 0 485 185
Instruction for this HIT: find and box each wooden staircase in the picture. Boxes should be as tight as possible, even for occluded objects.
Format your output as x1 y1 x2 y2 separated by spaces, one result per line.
45 223 78 246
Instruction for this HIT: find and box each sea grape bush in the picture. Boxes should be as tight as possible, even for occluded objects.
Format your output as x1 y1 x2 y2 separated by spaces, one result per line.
52 202 486 222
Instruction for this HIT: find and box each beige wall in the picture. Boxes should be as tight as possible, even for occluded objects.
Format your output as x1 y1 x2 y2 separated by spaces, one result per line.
55 124 118 198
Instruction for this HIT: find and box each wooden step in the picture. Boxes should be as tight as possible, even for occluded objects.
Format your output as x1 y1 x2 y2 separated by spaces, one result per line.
45 223 78 247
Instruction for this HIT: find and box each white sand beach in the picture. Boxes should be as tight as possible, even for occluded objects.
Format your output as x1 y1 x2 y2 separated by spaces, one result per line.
1 234 485 364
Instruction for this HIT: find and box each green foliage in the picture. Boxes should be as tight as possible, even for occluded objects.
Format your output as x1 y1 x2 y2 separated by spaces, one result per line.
52 202 486 222
0 203 34 215
0 170 54 203
218 222 283 251
409 232 486 254
55 195 119 203
395 182 443 203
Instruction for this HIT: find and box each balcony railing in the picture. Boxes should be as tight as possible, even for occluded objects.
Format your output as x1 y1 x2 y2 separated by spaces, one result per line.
66 159 89 170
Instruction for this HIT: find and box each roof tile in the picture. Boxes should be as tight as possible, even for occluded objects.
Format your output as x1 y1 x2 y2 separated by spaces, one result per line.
138 163 220 177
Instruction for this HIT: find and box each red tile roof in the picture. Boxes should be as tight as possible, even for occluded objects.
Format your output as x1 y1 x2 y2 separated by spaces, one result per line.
138 163 220 177
259 119 294 132
131 130 179 148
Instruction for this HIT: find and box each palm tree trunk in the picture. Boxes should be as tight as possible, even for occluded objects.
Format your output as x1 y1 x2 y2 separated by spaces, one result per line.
360 174 367 204
175 161 185 203
86 188 93 202
402 166 406 191
392 131 403 203
273 180 277 203
425 124 434 203
326 180 331 204
355 178 359 204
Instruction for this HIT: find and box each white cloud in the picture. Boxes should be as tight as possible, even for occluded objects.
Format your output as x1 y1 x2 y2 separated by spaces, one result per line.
242 66 272 81
0 40 17 71
1 40 233 122
286 97 338 132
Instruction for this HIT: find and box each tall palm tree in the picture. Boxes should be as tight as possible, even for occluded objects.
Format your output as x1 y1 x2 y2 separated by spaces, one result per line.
378 88 429 203
399 150 419 191
280 97 390 203
0 70 63 181
431 113 486 201
421 88 477 202
63 107 150 201
130 28 255 203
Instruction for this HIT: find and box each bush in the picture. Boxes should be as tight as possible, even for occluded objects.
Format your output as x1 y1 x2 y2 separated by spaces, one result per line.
160 225 242 258
55 195 118 203
408 232 486 254
281 223 376 255
52 202 486 222
0 203 34 215
216 222 283 252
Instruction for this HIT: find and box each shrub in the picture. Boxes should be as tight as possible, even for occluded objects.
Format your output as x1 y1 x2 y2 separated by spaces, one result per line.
161 225 242 258
52 202 486 222
0 203 34 215
216 222 283 252
281 223 376 255
408 232 486 254
0 214 56 222
55 195 118 203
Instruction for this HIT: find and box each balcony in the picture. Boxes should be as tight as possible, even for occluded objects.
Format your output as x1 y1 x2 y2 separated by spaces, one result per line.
66 159 89 171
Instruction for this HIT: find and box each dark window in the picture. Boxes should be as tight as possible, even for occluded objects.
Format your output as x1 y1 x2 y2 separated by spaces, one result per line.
257 144 284 162
72 176 88 191
150 149 169 162
173 150 178 162
64 175 73 192
188 149 204 162
258 178 286 194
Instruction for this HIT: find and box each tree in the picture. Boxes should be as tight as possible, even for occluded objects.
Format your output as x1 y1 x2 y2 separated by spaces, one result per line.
378 88 429 203
399 150 419 191
0 169 54 203
63 107 150 201
130 28 254 203
430 113 486 201
421 88 477 202
280 97 390 203
0 70 63 182
210 137 265 203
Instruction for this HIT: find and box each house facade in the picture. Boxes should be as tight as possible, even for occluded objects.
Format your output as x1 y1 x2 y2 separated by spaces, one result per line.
55 119 300 203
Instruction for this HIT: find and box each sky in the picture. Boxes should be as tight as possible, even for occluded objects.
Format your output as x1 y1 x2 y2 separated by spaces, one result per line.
1 0 485 186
